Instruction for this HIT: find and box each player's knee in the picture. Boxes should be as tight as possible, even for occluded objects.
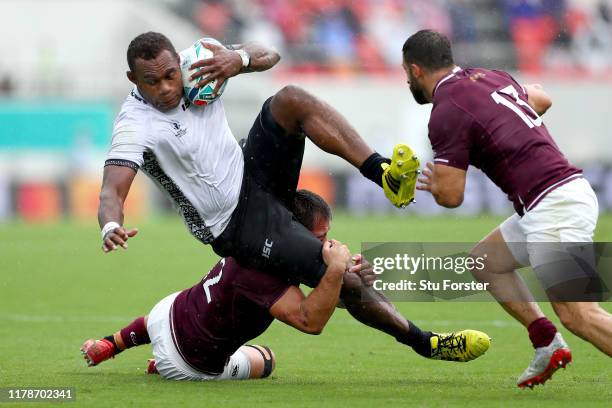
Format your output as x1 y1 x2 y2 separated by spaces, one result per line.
469 247 489 282
245 345 276 379
275 84 308 107
271 85 313 131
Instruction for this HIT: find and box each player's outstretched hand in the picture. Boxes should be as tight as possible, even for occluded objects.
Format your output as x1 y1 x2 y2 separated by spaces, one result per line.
189 41 242 96
348 254 376 286
102 226 139 253
322 239 352 273
416 161 434 193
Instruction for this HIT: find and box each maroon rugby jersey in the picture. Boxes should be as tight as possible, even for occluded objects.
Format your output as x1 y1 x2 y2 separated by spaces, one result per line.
170 257 291 374
428 67 581 215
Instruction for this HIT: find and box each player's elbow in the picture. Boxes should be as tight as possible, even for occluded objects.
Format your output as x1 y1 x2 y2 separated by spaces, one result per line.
434 191 464 208
527 84 552 115
283 310 325 334
303 325 324 335
534 94 552 115
271 48 281 65
540 97 552 115
299 316 325 335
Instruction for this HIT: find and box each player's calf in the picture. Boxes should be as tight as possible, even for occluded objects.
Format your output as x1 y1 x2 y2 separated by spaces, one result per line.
552 302 612 356
339 271 491 361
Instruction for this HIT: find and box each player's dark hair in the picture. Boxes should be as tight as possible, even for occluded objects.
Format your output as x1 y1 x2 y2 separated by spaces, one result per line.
402 29 454 71
127 32 178 72
293 189 331 230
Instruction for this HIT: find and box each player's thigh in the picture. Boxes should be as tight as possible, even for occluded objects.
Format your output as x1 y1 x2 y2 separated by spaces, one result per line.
522 178 598 245
233 184 326 287
242 96 305 205
471 219 525 278
522 179 599 295
146 293 191 380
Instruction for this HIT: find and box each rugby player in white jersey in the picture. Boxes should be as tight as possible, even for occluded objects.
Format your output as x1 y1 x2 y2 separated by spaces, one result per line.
98 31 419 288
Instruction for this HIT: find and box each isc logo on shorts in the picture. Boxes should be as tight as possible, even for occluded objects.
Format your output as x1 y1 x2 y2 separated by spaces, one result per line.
262 239 274 259
231 365 239 377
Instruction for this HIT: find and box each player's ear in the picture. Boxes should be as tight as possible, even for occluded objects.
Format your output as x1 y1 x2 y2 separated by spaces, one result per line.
127 70 136 84
410 63 423 78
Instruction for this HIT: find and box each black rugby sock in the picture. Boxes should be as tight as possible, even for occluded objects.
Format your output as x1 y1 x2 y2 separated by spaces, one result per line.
396 320 432 358
359 152 390 188
104 335 123 355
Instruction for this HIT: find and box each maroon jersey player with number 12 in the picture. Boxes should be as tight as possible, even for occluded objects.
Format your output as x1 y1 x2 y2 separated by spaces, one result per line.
397 29 611 389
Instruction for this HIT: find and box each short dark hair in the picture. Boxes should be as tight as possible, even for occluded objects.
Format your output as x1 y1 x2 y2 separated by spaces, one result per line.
127 32 178 72
402 30 454 71
292 189 332 231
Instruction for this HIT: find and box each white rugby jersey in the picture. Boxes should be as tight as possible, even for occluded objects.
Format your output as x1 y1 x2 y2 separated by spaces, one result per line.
106 87 244 243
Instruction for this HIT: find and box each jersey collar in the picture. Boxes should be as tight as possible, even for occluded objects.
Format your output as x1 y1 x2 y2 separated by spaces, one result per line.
433 66 462 97
131 87 149 105
131 86 191 112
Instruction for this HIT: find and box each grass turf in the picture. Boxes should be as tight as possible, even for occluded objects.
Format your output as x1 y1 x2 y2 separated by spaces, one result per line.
1 214 611 407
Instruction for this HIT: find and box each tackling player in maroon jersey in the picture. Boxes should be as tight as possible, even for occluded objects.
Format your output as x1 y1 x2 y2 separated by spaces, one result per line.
399 29 612 388
81 190 490 381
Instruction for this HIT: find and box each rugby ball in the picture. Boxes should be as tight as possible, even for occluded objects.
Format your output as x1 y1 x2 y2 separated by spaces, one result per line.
179 38 228 106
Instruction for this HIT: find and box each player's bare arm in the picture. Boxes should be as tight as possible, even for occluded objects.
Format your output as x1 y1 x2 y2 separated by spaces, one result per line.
524 83 552 116
417 162 466 208
269 240 351 334
190 41 280 95
98 165 139 253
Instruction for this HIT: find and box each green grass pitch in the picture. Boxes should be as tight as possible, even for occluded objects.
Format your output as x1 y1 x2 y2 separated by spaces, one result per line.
1 214 610 407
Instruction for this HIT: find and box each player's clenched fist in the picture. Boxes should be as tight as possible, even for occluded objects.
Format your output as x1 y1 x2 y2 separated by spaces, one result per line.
322 239 352 272
101 222 139 253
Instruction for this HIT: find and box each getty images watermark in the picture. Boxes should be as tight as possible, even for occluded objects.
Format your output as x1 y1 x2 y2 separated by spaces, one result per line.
371 251 489 292
361 242 612 302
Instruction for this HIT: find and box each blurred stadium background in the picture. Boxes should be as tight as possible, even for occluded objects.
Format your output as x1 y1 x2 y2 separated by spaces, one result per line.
1 0 612 223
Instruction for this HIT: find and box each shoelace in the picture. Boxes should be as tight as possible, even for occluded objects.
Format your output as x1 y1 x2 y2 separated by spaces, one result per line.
434 333 467 356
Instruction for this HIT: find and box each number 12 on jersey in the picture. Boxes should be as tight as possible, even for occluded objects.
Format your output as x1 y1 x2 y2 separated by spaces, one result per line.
491 84 542 128
203 258 225 303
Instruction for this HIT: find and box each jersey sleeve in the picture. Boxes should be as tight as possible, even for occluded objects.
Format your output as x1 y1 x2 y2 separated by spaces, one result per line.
105 110 150 169
428 98 474 170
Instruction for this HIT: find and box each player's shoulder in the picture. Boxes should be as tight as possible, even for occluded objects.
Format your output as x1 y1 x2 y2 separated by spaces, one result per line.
433 67 505 113
116 89 152 123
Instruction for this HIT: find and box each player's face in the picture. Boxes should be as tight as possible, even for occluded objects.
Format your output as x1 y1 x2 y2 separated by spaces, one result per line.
310 217 330 243
403 61 429 105
129 49 183 112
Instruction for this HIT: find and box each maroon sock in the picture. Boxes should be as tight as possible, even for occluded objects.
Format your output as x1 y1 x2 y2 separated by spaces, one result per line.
119 317 151 349
527 317 557 348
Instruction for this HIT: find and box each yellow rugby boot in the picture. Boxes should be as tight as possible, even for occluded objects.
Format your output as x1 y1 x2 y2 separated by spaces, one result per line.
430 330 491 362
382 144 420 208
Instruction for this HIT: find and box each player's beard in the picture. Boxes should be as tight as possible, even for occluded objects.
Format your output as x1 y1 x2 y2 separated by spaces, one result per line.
409 77 429 105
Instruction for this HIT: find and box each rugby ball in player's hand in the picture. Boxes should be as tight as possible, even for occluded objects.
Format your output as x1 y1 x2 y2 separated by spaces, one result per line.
179 38 228 106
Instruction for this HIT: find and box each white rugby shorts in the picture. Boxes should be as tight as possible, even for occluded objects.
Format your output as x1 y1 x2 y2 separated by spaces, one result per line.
500 177 599 287
146 292 251 381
